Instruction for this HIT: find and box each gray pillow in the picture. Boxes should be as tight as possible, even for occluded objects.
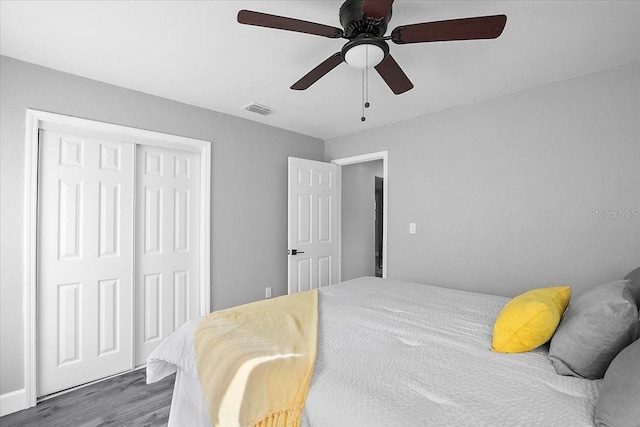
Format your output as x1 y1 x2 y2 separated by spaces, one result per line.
548 280 639 379
594 338 640 427
623 267 640 306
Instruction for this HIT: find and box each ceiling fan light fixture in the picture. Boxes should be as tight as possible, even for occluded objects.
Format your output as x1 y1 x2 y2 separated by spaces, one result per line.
344 43 384 69
342 36 389 69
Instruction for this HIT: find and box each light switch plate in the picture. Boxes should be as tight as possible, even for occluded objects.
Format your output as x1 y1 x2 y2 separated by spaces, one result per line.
409 223 416 234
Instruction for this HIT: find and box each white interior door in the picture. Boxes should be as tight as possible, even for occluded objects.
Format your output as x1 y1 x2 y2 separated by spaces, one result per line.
288 157 338 294
38 130 134 396
135 145 201 366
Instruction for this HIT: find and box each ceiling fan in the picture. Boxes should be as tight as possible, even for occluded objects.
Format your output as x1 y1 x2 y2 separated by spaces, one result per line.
237 0 507 95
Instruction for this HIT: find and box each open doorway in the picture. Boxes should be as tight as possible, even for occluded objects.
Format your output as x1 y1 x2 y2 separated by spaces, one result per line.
331 151 388 283
339 159 383 281
287 151 387 292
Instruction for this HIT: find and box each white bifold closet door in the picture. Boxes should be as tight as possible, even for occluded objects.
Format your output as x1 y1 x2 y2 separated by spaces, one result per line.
38 130 135 396
38 131 201 396
135 145 200 366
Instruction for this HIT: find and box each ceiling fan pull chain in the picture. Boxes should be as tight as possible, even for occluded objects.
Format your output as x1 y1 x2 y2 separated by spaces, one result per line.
361 68 366 122
360 47 371 122
365 46 370 109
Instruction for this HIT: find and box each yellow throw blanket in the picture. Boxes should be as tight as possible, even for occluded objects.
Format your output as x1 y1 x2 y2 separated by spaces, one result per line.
194 290 318 427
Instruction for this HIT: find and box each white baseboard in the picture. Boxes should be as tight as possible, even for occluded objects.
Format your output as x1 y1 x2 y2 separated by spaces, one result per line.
0 388 27 417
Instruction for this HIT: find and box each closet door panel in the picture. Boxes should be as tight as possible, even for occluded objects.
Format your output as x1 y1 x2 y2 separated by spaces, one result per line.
135 145 200 366
38 131 134 396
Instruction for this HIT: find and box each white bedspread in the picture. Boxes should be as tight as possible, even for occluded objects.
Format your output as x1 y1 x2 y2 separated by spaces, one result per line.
147 315 200 383
148 277 601 426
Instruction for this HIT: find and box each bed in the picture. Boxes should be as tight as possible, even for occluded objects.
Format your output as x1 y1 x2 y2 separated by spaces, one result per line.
146 276 639 427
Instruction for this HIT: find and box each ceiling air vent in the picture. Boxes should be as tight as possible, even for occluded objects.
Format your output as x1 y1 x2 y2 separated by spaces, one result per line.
243 102 275 116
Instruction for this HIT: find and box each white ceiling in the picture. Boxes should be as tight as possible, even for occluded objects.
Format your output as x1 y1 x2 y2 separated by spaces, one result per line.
2 1 640 140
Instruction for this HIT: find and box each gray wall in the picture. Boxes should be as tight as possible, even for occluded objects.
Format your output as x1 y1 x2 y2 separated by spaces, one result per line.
326 62 640 299
0 56 324 394
341 160 383 281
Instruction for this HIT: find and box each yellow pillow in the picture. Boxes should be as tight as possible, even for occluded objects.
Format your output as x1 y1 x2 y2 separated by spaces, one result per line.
492 286 571 353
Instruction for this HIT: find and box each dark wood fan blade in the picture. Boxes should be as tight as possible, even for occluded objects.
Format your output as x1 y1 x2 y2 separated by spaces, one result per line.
374 54 413 95
238 10 344 38
361 0 394 19
291 53 344 90
391 15 507 44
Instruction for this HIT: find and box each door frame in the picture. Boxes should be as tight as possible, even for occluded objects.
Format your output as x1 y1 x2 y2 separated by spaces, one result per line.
22 109 211 408
331 151 388 282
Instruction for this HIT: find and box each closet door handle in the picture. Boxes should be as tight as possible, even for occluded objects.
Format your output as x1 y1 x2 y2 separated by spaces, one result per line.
288 249 305 255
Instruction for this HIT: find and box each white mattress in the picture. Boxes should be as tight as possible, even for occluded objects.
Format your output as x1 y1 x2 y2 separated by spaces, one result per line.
148 277 601 426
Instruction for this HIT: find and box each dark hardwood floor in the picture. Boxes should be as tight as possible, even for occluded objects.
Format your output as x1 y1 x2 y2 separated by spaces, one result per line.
0 369 175 427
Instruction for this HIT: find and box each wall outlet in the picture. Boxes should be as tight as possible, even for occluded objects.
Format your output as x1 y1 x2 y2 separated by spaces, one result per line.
265 287 272 299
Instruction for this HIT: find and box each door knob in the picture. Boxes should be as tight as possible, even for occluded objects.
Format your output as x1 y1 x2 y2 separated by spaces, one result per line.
288 249 305 255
